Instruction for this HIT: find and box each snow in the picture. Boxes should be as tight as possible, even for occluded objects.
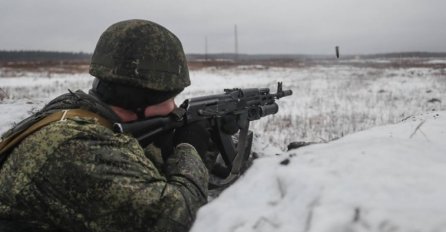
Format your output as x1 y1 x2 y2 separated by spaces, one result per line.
0 74 92 100
1 62 446 231
425 59 446 64
191 111 446 232
2 65 445 147
0 99 45 131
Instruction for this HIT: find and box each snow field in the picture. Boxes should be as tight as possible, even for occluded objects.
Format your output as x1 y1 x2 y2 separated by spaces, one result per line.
181 66 446 149
1 62 446 231
191 112 446 232
1 65 445 150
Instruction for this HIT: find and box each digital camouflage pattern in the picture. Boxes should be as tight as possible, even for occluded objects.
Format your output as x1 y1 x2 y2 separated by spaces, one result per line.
89 19 190 91
0 110 208 231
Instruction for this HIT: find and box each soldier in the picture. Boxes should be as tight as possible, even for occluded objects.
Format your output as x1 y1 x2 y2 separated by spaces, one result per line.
0 19 209 232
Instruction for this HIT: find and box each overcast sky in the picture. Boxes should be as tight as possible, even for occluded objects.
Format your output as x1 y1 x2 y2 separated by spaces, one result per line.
1 0 445 55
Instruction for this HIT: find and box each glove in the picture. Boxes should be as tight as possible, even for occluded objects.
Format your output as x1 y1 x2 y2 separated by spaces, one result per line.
173 121 211 158
220 114 240 135
153 130 174 161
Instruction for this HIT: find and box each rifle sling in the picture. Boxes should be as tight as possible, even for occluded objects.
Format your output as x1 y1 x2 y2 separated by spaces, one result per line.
0 109 113 157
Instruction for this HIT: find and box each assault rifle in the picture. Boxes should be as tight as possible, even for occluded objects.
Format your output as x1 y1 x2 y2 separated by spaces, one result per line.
113 82 292 187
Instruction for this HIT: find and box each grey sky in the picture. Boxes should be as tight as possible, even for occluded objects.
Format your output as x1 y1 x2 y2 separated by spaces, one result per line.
1 0 445 54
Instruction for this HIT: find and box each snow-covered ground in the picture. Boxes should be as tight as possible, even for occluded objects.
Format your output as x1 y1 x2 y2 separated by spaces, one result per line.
192 111 446 232
1 61 446 231
2 64 445 149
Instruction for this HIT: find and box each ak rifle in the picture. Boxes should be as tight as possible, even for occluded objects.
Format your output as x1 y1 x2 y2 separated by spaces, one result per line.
114 82 292 187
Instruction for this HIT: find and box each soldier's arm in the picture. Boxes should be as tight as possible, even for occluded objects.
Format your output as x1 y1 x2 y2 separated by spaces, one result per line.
34 131 208 232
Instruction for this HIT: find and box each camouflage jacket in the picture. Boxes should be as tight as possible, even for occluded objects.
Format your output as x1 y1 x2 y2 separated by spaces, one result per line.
0 90 209 232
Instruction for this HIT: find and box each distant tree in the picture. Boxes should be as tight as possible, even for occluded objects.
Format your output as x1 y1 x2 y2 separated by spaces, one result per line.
0 50 91 62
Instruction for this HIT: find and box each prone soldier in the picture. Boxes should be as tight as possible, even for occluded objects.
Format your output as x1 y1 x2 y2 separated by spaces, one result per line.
0 19 209 232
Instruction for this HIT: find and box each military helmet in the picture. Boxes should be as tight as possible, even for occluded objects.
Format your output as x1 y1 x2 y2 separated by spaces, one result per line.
89 19 190 91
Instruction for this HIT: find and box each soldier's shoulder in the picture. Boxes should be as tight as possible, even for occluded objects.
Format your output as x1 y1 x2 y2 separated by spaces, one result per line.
10 116 139 169
26 116 132 147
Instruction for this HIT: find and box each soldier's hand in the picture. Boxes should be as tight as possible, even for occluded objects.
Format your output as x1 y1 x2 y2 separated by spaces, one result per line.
220 114 239 135
173 122 210 158
153 130 174 161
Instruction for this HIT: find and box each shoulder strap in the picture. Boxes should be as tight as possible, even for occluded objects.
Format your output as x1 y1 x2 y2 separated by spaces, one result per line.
0 109 113 156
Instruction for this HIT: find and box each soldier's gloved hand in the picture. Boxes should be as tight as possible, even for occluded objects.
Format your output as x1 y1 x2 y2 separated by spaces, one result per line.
221 114 239 135
173 122 210 158
153 130 174 161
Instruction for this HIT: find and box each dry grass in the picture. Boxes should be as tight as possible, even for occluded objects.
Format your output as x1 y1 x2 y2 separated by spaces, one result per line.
0 60 90 77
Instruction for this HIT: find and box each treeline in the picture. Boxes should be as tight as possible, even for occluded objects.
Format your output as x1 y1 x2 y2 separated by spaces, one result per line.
358 52 446 59
0 50 91 62
1 50 445 63
188 52 446 61
187 53 328 61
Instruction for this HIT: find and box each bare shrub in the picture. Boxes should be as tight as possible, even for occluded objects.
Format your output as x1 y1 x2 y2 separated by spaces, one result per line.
0 88 8 101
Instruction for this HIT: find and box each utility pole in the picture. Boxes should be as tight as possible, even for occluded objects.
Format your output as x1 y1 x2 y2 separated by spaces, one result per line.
234 24 238 61
205 36 208 61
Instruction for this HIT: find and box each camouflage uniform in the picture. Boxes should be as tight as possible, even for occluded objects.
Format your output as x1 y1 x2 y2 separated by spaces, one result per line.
0 90 209 232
